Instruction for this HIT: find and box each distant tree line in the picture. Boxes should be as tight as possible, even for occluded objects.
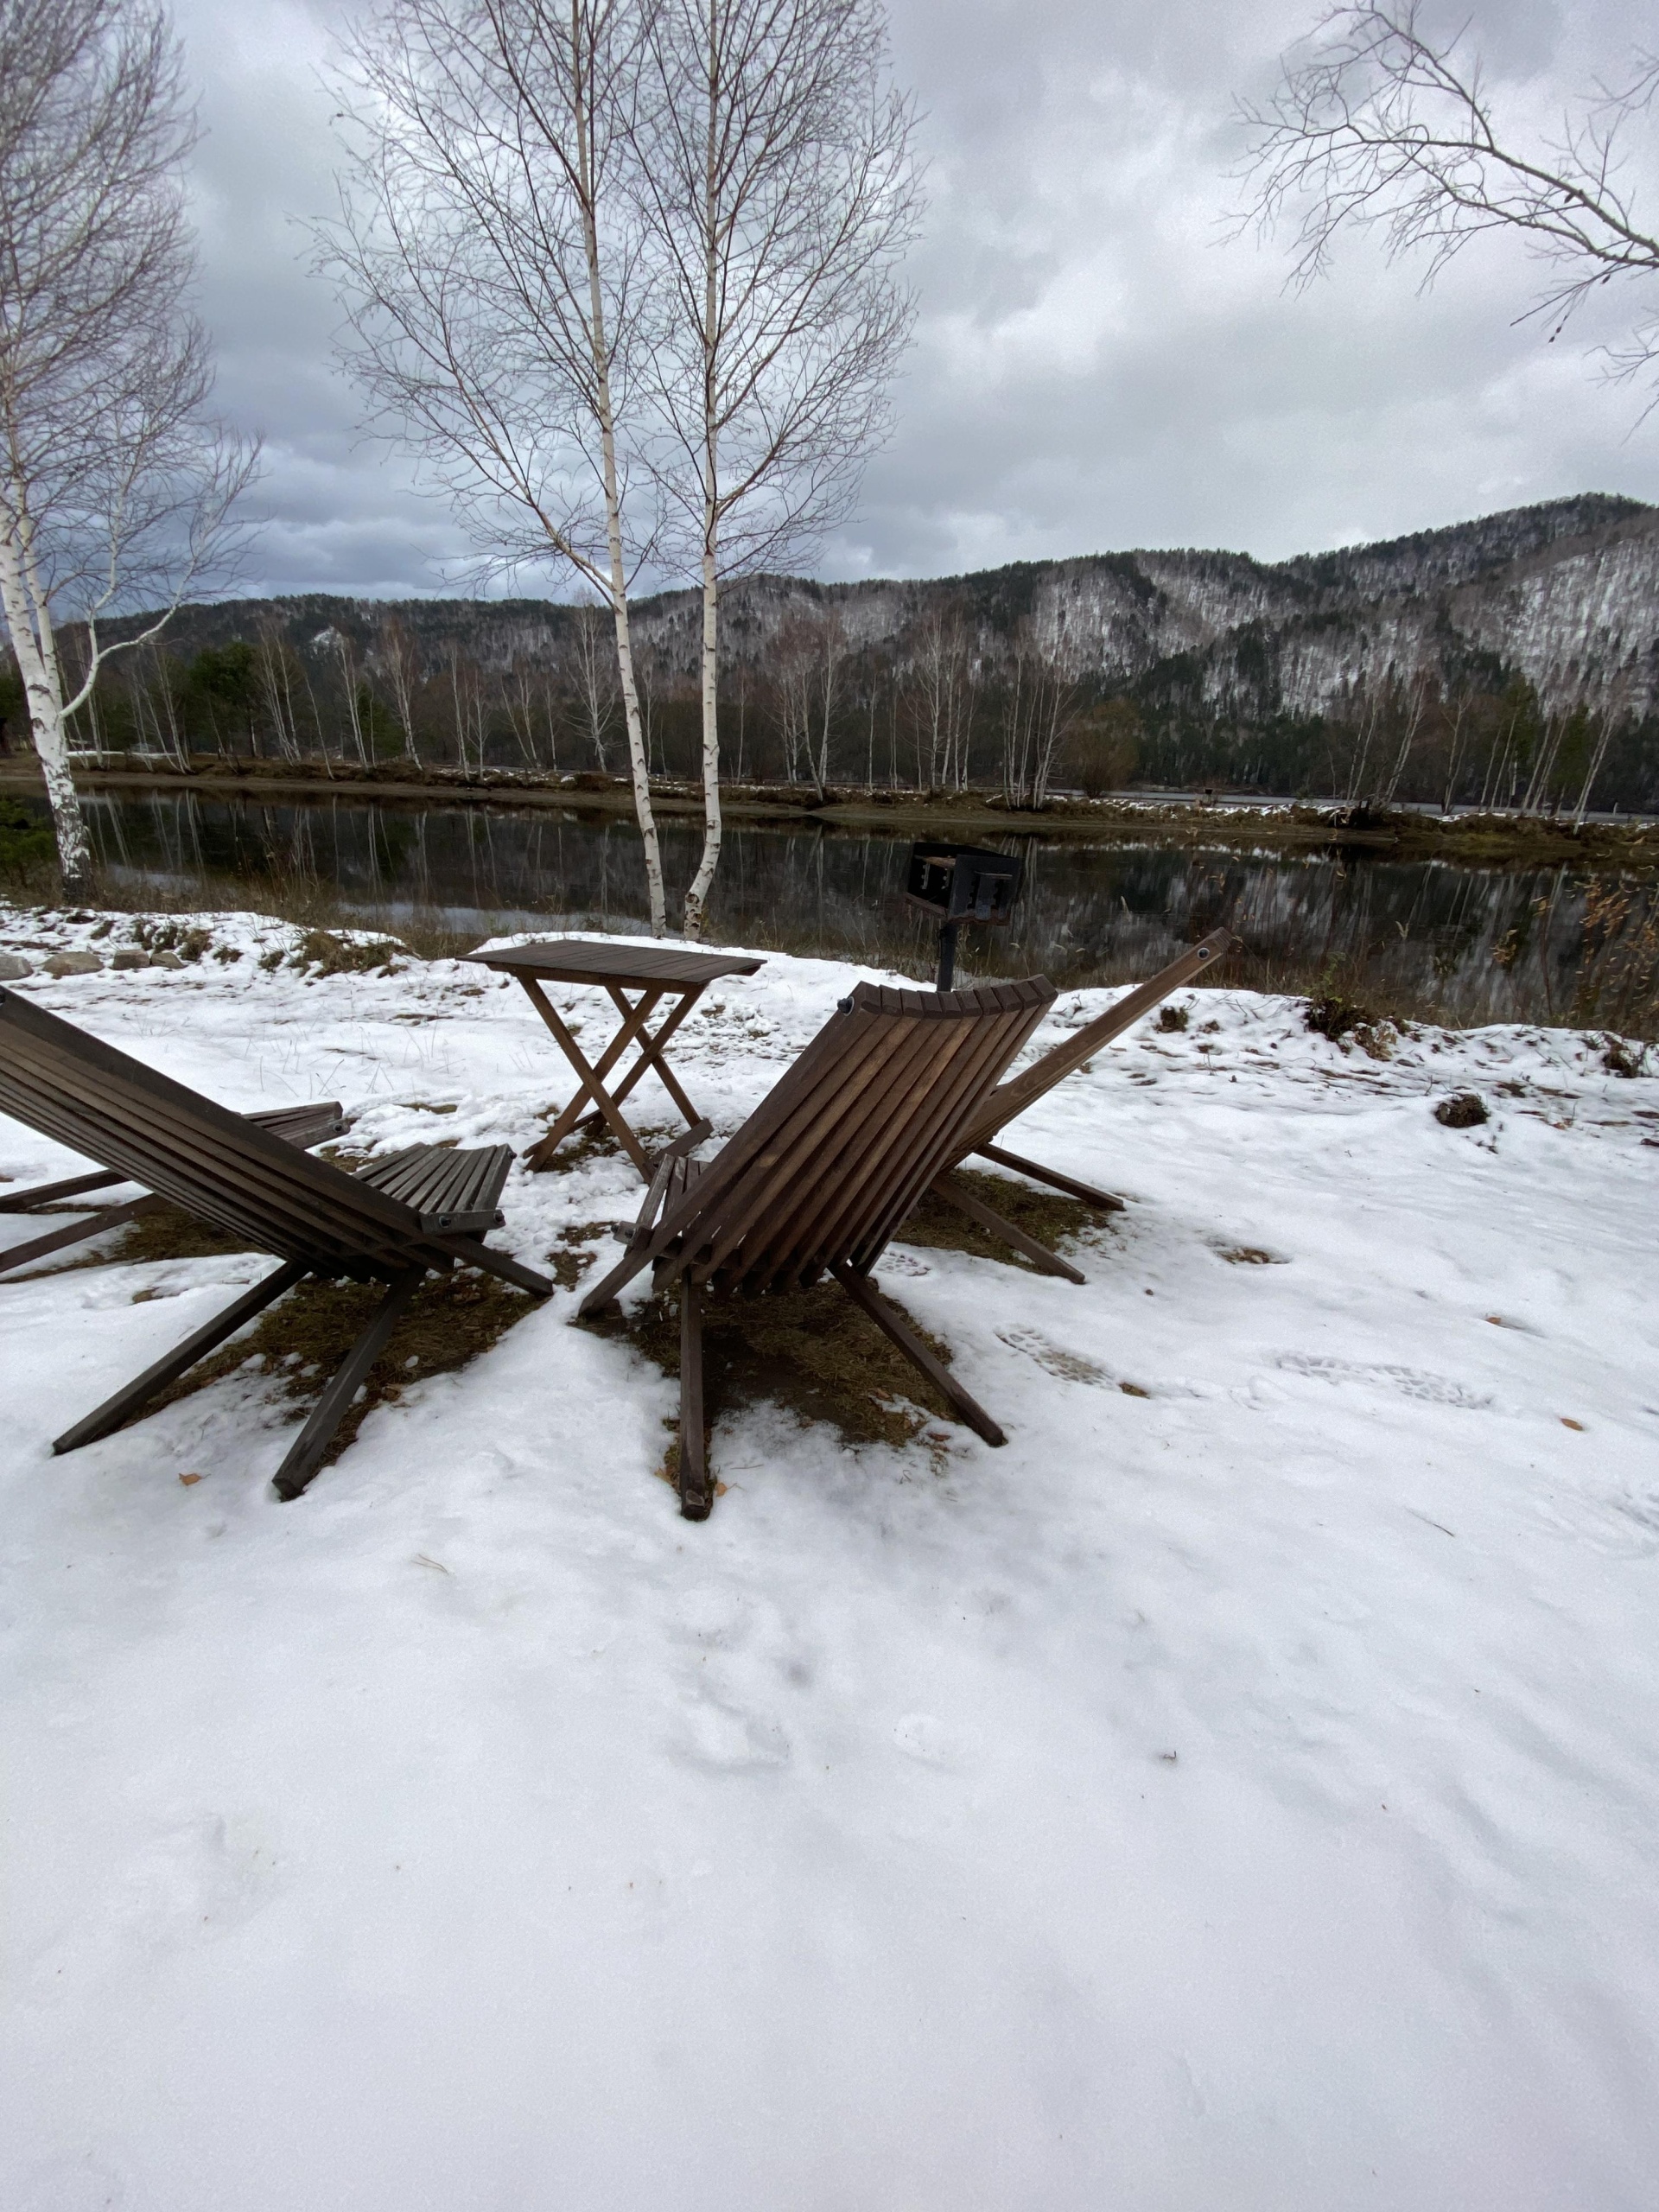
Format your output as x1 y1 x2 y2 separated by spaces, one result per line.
14 593 1652 819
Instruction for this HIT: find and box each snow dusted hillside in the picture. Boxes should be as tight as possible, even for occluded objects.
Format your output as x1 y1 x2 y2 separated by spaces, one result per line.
3 906 1657 2209
99 493 1659 730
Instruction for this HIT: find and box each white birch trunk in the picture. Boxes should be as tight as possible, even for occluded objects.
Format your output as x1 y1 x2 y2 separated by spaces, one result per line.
607 581 667 937
576 80 666 938
683 528 722 937
682 32 724 943
1573 719 1614 827
0 516 93 889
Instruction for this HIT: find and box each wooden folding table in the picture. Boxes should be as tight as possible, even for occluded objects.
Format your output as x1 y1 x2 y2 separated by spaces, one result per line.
463 938 766 1175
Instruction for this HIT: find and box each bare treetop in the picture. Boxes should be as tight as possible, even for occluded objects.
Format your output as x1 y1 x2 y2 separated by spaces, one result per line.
638 0 923 577
324 0 674 930
631 0 922 933
0 0 256 888
1237 2 1659 394
325 0 661 594
0 0 249 615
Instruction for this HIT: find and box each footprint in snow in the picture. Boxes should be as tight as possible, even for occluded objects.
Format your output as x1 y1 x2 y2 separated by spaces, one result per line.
996 1325 1108 1385
878 1249 931 1277
673 1696 791 1771
1535 1484 1659 1559
671 1582 752 1649
1277 1351 1496 1409
31 1814 282 2002
109 1814 282 1945
893 1713 970 1767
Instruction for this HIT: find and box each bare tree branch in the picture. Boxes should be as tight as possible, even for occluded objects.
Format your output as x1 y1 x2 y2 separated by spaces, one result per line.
1236 3 1659 391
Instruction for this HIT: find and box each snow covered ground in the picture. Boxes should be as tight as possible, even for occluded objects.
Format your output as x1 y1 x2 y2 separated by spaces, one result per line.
3 901 1657 2212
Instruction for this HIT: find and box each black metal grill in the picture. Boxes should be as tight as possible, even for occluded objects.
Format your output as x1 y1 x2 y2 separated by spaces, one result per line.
903 842 1023 988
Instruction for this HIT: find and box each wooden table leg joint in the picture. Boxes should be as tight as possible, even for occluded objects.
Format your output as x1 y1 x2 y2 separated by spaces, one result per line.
520 976 713 1176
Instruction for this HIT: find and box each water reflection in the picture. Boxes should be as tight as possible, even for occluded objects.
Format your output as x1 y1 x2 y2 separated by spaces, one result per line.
71 787 1656 1032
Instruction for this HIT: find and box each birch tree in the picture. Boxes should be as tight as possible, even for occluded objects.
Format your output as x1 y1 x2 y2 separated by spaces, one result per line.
567 598 620 766
999 626 1076 810
254 618 308 763
907 602 974 791
0 0 255 892
635 0 920 933
323 0 671 931
376 613 425 760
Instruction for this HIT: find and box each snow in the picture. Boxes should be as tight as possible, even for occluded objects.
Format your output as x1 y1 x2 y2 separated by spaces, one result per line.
3 901 1657 2211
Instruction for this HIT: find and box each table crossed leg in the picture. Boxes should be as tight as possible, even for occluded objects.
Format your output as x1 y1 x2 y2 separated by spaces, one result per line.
521 980 709 1174
587 983 705 1128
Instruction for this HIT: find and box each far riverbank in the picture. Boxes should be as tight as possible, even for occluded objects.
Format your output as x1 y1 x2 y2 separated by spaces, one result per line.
3 753 1655 872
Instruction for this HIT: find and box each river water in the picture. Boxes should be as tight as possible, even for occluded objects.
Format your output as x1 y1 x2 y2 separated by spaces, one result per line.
54 785 1659 1034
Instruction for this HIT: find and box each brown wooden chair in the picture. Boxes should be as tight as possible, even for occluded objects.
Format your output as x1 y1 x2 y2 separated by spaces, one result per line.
919 927 1236 1281
578 974 1057 1520
0 985 552 1498
0 1100 348 1277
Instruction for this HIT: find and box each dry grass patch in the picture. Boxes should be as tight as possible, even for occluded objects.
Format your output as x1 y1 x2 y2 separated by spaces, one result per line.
529 1118 658 1174
117 1205 254 1267
587 1276 962 1455
547 1220 628 1290
292 929 407 976
149 1263 543 1468
7 1202 259 1278
15 1199 544 1471
893 1166 1111 1269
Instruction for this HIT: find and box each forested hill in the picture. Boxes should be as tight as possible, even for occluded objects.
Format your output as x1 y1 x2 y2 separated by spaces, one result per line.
41 491 1659 810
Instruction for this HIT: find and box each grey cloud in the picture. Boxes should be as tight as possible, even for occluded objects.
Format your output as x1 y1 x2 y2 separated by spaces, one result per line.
168 0 1659 599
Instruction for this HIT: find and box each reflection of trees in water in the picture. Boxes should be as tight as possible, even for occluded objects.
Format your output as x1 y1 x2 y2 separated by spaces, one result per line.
79 791 1652 1026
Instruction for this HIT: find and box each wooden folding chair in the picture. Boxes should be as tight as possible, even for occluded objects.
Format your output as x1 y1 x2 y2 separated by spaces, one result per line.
0 1100 347 1278
578 975 1057 1520
0 987 552 1497
918 927 1236 1281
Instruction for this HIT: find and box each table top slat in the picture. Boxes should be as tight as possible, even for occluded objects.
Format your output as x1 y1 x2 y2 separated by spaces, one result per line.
463 938 764 988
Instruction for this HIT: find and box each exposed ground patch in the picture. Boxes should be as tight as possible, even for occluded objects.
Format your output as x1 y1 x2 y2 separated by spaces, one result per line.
893 1166 1113 1269
585 1276 962 1457
150 1264 543 1469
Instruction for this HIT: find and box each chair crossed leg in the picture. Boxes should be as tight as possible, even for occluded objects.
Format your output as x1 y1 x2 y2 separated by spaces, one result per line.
53 1234 553 1501
2 1193 170 1278
666 1266 1005 1522
921 1147 1127 1281
582 1133 1006 1522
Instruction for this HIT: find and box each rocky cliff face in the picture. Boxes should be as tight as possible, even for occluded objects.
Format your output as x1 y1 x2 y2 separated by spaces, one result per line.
109 491 1658 724
697 492 1659 722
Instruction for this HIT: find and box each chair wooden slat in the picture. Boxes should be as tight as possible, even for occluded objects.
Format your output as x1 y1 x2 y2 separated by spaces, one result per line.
678 979 1032 1293
810 995 1027 1281
760 1008 1002 1290
250 1103 346 1146
853 998 1047 1270
355 1141 512 1230
696 1014 930 1287
0 1103 341 1220
0 1036 415 1264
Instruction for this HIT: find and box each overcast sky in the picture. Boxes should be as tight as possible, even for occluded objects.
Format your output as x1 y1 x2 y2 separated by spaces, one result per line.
172 0 1659 599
